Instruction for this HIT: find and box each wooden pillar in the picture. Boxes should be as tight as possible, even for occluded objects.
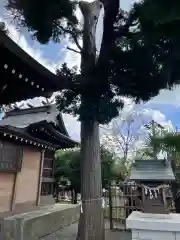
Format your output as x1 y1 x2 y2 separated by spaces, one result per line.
36 150 45 206
10 148 23 211
11 172 18 211
141 187 145 212
162 188 167 213
108 181 113 230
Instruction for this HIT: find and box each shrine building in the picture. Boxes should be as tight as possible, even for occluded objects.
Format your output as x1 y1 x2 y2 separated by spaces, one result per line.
0 28 77 215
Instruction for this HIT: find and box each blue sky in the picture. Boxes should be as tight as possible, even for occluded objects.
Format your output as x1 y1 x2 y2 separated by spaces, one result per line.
1 0 180 141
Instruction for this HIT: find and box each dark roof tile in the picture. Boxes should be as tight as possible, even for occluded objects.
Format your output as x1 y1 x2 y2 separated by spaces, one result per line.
130 159 175 181
0 105 68 135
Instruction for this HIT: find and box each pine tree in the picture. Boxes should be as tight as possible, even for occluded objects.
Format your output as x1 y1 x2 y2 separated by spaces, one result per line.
133 0 180 24
6 0 180 239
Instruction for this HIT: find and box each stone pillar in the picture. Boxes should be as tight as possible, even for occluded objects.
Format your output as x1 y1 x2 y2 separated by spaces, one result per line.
126 211 180 240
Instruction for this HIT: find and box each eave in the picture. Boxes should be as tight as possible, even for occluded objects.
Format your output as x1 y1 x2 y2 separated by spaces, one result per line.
28 121 79 148
0 31 65 104
0 125 57 151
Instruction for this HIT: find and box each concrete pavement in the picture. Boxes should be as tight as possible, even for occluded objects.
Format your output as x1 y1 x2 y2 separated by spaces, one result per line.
42 222 131 240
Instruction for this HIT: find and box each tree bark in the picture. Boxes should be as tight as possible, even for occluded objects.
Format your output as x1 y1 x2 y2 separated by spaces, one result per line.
77 1 104 240
80 0 102 73
80 120 104 240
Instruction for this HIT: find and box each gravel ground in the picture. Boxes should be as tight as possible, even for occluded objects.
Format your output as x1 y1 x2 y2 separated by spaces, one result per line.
42 222 131 240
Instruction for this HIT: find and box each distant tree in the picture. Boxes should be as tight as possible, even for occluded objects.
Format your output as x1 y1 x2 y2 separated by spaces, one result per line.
55 149 81 204
55 147 127 203
136 120 167 159
7 0 180 238
101 103 148 164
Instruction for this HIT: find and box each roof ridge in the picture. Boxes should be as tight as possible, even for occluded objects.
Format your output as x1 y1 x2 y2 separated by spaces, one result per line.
4 105 54 117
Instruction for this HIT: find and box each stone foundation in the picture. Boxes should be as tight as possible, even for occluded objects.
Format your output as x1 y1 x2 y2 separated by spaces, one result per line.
40 195 55 206
126 211 180 240
1 204 80 240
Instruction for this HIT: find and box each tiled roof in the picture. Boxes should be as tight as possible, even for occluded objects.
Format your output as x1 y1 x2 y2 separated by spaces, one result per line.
0 105 78 148
0 105 68 136
0 125 57 150
130 159 175 181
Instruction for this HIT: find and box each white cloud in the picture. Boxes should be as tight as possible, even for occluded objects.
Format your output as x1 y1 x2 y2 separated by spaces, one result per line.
149 86 180 106
141 109 173 130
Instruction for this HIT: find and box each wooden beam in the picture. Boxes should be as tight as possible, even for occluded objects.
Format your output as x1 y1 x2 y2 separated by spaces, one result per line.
36 150 44 206
11 172 18 211
10 149 23 211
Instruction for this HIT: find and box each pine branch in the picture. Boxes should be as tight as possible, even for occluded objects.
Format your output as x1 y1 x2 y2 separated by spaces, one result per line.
59 26 82 51
67 46 81 54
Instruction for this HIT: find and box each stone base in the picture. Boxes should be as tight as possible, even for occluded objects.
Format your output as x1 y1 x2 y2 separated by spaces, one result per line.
1 204 80 240
126 211 180 240
40 195 55 206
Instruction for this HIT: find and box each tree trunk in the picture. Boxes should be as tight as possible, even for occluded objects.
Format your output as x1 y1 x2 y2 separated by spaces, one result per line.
80 120 104 240
77 1 104 240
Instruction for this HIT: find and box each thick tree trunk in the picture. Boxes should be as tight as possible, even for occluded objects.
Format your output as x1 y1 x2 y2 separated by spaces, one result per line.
76 1 104 240
80 120 104 240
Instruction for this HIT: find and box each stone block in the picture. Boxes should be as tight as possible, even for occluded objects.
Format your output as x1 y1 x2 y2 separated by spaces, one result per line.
1 204 80 240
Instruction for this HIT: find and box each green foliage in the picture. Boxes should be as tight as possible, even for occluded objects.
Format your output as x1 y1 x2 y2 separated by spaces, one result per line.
134 0 180 24
152 133 180 156
137 123 180 163
56 5 180 123
6 0 79 43
55 149 81 193
7 0 180 124
55 63 124 123
135 121 167 159
55 147 126 192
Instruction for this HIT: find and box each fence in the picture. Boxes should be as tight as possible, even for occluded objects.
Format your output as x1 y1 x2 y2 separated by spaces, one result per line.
54 181 175 230
103 182 142 230
104 181 175 231
53 186 81 204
